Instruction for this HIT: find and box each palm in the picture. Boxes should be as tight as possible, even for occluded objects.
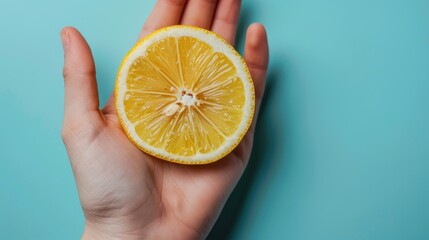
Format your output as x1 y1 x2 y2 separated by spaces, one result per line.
72 111 248 237
61 0 268 239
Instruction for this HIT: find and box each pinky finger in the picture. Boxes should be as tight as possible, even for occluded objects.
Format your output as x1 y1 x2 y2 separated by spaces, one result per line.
244 23 269 102
244 23 269 125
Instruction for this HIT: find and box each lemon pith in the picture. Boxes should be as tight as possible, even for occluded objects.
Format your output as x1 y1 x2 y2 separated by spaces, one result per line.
115 26 255 164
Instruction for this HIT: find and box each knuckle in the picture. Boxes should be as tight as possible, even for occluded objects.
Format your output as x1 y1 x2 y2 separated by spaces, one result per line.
201 0 218 4
61 117 104 144
61 121 83 143
246 62 269 72
62 67 70 79
63 68 96 81
161 0 187 7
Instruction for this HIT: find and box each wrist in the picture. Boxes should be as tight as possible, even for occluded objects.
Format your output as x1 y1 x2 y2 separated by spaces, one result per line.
82 221 144 240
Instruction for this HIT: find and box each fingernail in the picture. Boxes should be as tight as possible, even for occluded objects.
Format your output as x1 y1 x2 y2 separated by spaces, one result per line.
60 30 69 51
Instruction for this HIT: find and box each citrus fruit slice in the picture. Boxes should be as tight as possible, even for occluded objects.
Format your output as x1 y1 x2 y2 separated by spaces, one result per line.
115 25 255 164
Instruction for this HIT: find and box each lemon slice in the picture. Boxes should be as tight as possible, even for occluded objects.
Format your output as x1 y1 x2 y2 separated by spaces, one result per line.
115 25 254 164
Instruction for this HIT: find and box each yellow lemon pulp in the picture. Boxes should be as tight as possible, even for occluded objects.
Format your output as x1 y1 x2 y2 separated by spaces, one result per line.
116 26 254 164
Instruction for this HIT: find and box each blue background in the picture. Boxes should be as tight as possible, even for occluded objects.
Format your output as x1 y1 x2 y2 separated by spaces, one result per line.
1 0 428 239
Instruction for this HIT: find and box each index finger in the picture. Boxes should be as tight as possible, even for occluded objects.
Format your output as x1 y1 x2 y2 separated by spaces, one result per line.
138 0 187 40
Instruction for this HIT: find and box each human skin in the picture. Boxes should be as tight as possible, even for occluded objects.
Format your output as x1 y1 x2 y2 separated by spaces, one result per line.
60 0 269 239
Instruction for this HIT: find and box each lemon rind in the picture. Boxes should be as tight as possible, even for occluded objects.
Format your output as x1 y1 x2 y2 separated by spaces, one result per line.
115 25 255 164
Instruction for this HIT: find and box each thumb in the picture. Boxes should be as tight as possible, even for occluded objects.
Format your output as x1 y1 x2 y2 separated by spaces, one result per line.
60 27 103 141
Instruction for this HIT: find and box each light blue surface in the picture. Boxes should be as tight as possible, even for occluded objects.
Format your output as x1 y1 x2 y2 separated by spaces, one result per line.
1 0 428 239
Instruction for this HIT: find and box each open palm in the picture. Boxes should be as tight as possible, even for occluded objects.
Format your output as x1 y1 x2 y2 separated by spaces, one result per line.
61 0 268 239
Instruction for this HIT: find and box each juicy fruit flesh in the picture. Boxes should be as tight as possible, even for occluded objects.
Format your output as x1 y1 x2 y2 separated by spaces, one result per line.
123 36 245 156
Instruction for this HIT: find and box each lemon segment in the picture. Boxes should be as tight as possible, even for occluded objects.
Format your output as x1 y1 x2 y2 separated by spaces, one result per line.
115 26 254 164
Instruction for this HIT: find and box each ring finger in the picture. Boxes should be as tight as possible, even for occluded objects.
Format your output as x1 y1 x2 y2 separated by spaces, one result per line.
181 0 219 29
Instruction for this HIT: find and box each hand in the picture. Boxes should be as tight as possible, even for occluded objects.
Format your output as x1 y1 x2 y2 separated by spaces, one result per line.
60 0 269 239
